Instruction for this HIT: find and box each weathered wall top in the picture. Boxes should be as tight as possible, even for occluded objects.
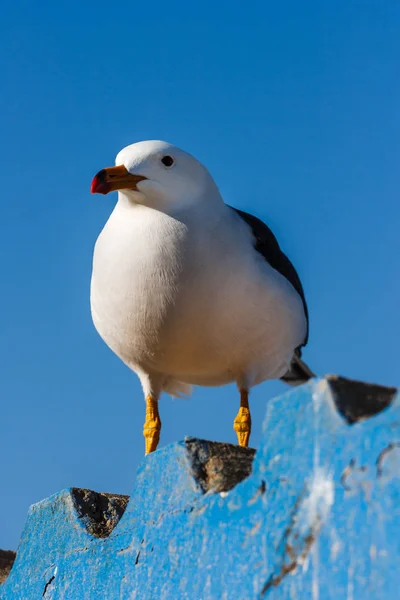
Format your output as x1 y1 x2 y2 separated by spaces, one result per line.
1 376 399 599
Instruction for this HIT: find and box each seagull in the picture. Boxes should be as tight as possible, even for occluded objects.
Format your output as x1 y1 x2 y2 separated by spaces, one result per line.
90 140 314 454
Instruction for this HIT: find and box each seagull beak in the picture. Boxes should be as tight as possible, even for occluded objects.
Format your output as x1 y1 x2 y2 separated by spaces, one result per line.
91 165 147 195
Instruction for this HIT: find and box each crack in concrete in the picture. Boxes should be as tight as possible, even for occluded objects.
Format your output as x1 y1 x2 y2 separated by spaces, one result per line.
259 492 319 597
376 442 400 479
42 575 55 597
259 468 333 598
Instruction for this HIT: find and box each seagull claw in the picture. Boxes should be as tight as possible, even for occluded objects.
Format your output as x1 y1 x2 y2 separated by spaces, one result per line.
233 390 251 448
143 396 162 454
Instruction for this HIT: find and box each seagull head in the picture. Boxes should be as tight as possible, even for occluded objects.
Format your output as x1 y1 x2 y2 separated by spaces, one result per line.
91 140 220 211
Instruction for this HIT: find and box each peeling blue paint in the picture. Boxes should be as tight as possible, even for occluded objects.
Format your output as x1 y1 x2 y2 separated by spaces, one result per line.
1 377 399 599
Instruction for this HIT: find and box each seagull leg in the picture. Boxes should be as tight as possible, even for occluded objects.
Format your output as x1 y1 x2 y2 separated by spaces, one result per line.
233 389 251 447
143 396 161 455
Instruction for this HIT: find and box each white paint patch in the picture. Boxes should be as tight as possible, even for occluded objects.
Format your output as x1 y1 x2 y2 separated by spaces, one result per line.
309 380 332 600
347 562 354 600
312 379 329 412
312 541 320 600
298 468 334 536
299 468 334 600
330 534 342 562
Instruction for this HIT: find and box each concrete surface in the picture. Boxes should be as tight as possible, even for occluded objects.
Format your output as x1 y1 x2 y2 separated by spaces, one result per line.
1 376 398 599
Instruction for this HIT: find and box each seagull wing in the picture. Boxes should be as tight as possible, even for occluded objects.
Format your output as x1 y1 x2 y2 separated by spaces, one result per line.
230 206 314 385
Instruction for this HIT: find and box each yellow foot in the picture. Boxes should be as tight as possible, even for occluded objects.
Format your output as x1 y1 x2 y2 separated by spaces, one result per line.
233 389 251 448
143 396 161 455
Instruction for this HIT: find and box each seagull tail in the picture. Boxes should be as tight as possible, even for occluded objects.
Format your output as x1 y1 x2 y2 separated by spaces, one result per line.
163 378 193 400
281 352 315 387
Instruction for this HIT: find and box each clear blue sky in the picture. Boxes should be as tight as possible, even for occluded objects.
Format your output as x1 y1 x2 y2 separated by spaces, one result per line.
1 1 399 550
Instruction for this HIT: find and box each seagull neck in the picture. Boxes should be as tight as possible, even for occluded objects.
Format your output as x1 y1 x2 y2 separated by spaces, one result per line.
116 189 226 220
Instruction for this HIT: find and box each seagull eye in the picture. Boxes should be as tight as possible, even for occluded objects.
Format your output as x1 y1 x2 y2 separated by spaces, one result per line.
161 155 174 168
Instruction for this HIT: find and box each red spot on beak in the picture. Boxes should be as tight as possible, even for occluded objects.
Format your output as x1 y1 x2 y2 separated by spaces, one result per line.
91 170 112 195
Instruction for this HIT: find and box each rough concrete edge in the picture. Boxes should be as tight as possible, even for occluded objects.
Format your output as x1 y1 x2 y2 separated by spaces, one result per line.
71 489 130 538
0 551 16 585
184 438 256 493
326 375 397 424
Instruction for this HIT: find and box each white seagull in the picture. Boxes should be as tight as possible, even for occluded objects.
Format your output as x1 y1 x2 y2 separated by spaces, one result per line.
90 140 314 454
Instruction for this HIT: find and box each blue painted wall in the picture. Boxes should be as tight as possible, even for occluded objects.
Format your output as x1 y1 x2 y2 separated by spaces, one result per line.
1 376 399 599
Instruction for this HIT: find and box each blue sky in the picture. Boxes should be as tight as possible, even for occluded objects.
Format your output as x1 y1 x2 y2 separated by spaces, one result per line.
1 1 399 550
